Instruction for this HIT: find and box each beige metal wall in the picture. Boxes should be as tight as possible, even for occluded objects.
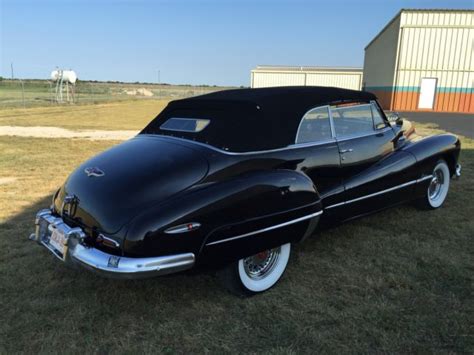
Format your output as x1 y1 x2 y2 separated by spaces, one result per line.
362 14 401 108
251 67 363 90
394 10 473 112
251 71 306 87
364 9 473 113
305 72 362 89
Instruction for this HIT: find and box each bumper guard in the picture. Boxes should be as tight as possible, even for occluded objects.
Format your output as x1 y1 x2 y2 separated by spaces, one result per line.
29 209 195 279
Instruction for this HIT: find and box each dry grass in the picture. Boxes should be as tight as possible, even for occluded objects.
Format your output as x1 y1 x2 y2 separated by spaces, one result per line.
0 99 168 131
0 118 472 353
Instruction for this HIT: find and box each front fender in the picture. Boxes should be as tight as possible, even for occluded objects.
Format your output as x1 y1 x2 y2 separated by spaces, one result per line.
123 169 321 262
403 133 461 175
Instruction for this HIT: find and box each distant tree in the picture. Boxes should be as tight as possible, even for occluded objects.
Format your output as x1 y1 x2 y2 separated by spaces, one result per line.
0 76 3 81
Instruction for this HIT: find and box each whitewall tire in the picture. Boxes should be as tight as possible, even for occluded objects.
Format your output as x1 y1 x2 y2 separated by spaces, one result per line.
416 159 451 210
218 243 291 296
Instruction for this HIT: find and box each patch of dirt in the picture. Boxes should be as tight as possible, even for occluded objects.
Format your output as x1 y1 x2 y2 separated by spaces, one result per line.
0 126 138 140
0 177 17 185
123 88 154 97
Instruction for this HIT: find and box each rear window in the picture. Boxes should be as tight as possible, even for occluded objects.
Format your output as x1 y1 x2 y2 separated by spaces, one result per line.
160 118 210 133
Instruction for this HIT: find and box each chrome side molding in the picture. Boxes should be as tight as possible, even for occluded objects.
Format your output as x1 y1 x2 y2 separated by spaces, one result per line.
206 211 323 246
325 176 433 210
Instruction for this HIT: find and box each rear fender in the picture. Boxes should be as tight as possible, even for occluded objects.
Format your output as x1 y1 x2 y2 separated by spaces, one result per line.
124 169 321 262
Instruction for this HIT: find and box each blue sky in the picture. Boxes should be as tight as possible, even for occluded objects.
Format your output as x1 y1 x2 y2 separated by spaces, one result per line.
1 0 471 86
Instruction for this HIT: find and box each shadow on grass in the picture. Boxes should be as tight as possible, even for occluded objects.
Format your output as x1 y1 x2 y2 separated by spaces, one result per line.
1 146 472 353
1 195 226 310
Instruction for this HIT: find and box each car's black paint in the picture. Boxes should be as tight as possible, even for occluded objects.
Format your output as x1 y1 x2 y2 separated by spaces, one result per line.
55 138 209 236
52 88 461 270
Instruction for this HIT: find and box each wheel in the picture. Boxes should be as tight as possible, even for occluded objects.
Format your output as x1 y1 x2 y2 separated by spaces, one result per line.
218 243 291 296
416 160 450 210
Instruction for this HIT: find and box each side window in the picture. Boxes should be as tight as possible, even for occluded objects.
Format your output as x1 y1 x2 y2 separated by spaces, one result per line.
371 103 388 130
296 106 332 144
331 104 375 137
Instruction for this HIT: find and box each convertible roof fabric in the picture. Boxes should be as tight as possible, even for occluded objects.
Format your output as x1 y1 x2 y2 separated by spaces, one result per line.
141 86 376 152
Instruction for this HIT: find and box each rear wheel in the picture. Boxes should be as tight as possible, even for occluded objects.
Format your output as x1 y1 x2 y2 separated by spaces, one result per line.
416 160 450 209
218 243 291 296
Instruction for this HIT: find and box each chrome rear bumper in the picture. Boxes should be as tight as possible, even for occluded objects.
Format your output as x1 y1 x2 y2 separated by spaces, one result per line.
30 209 195 279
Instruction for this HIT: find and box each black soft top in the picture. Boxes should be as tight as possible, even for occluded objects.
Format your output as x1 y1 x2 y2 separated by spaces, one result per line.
141 86 376 152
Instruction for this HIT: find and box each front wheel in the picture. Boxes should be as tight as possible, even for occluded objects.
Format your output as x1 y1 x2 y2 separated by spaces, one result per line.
416 160 450 209
218 243 291 296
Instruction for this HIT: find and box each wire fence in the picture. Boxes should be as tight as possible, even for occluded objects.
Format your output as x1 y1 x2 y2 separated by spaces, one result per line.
0 79 234 109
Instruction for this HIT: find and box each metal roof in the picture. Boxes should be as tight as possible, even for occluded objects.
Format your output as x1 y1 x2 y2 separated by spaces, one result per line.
365 8 474 50
252 65 363 73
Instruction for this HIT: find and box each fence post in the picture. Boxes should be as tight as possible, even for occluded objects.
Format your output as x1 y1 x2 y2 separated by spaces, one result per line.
49 81 53 105
20 80 26 108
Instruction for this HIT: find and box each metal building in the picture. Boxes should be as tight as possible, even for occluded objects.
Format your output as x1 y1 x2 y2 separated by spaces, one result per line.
363 9 473 113
251 66 363 91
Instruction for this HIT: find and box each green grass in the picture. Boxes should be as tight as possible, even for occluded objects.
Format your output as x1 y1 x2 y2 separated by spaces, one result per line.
0 123 473 353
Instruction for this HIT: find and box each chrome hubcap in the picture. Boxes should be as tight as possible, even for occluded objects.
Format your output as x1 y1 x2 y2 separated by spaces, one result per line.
243 247 280 280
428 169 444 201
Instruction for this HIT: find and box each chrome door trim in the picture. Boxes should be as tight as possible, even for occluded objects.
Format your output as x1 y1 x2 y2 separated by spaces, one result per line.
205 211 323 246
328 104 336 138
324 175 433 209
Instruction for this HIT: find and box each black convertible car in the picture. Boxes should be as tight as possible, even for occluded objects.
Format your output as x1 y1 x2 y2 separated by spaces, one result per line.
30 86 461 295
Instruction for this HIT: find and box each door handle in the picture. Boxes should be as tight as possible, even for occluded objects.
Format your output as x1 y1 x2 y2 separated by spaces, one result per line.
340 148 354 154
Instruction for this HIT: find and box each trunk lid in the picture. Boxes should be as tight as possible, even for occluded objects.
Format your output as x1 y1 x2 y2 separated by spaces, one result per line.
54 136 208 235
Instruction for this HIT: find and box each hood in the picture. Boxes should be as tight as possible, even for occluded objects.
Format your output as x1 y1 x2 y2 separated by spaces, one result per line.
54 136 208 235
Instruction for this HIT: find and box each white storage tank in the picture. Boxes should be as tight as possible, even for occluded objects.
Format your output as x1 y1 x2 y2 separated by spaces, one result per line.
51 70 77 84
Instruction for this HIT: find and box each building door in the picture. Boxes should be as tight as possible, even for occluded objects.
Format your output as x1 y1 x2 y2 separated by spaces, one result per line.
418 78 437 109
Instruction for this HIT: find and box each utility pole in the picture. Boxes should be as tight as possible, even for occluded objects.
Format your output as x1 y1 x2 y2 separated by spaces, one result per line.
158 70 160 85
11 62 14 80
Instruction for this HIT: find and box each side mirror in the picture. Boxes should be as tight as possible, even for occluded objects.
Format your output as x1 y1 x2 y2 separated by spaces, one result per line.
386 111 399 121
387 111 403 125
391 129 406 149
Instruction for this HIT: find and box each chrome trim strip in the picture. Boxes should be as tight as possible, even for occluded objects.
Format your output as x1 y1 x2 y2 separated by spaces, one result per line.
325 175 433 209
417 175 434 183
370 100 391 129
325 201 345 209
205 211 323 246
144 107 392 156
164 222 201 234
150 135 337 156
328 104 336 138
289 139 336 149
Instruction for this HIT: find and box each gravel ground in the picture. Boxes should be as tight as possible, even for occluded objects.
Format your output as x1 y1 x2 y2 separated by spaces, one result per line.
0 126 137 140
